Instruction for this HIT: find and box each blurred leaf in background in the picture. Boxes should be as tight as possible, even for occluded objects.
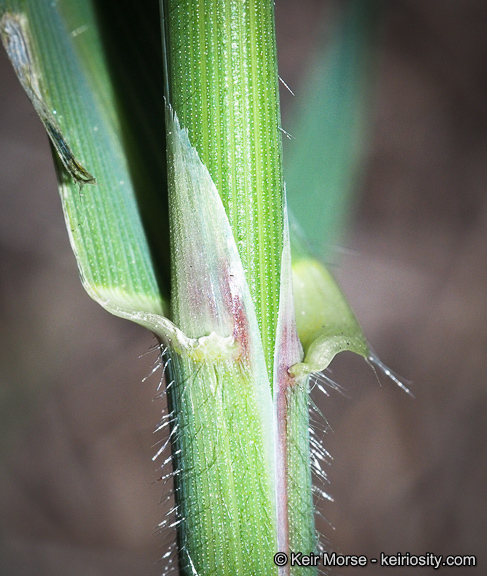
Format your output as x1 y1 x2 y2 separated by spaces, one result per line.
284 0 379 259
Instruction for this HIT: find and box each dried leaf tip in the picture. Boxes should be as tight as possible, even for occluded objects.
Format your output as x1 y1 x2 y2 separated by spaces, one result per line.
0 12 96 187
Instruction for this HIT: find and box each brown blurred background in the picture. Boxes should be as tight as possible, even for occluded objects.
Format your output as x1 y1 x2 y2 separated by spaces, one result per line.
1 1 486 574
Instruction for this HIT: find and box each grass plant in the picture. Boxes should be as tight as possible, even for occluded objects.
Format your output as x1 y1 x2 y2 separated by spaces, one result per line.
0 1 391 575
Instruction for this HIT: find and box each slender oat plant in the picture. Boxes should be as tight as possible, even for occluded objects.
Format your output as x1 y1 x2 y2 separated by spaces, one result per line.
0 1 405 575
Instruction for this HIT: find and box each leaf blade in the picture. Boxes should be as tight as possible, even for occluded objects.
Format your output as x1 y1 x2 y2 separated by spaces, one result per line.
0 0 169 318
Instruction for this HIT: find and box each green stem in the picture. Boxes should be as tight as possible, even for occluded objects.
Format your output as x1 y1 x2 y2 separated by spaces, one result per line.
166 353 277 576
160 1 323 574
162 0 284 381
286 378 316 574
161 1 287 574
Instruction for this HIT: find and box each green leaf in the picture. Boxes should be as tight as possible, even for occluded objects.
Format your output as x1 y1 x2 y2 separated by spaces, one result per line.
284 0 379 257
0 0 169 320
